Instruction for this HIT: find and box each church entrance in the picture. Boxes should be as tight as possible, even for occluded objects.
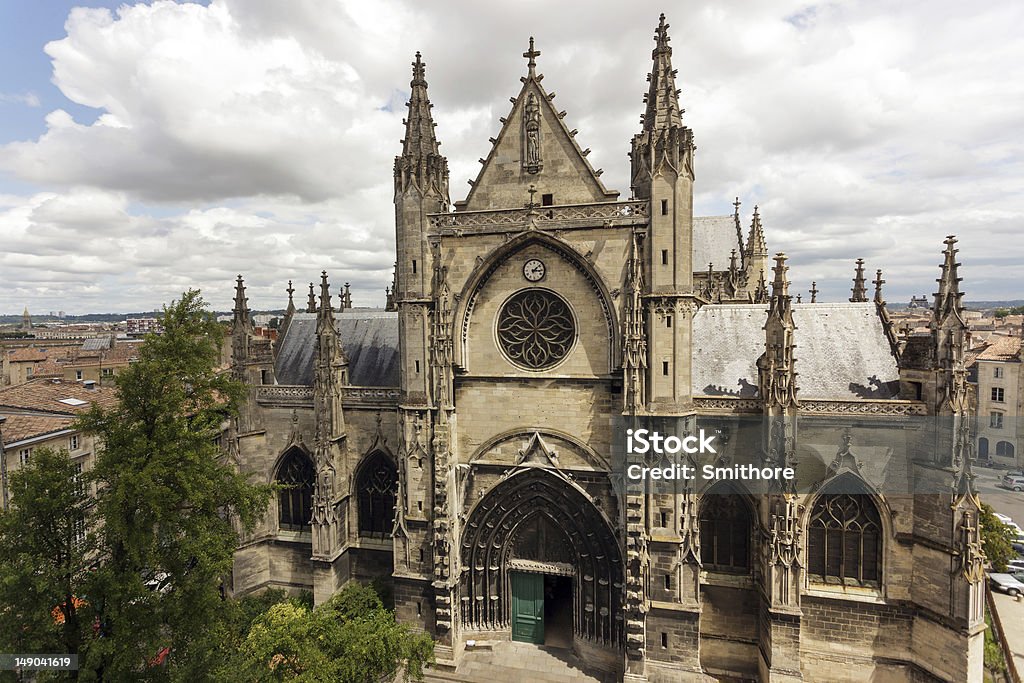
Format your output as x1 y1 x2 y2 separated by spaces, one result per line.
460 468 623 647
509 572 574 646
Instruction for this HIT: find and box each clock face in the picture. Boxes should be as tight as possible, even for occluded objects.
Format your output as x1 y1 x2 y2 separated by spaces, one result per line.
523 258 546 282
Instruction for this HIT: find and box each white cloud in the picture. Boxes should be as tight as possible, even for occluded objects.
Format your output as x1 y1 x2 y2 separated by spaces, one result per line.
0 92 41 107
0 0 1022 313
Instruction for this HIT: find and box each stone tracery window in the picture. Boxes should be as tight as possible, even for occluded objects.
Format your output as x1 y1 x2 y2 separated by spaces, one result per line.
699 492 751 573
277 448 314 532
496 289 575 369
807 492 882 587
357 452 397 539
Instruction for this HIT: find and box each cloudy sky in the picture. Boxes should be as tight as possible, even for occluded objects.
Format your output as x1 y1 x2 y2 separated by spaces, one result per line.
0 0 1022 314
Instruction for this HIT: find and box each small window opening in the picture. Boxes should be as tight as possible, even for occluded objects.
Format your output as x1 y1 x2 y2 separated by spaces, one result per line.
661 633 668 648
415 360 420 374
666 315 672 328
660 511 669 527
664 574 671 590
542 193 554 206
417 500 423 512
416 601 422 616
412 259 417 274
661 199 668 215
661 249 669 265
662 361 669 376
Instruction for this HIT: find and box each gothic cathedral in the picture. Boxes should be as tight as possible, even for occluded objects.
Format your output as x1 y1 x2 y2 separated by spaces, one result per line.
227 16 985 682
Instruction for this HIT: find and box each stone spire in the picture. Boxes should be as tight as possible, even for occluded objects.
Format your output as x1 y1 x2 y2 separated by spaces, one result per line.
523 36 541 79
630 13 694 200
306 282 317 313
285 280 295 315
850 258 868 302
339 282 352 311
745 206 768 258
759 254 798 410
810 281 818 303
873 269 885 305
232 274 252 334
395 52 449 203
642 14 683 133
933 235 966 326
317 271 332 325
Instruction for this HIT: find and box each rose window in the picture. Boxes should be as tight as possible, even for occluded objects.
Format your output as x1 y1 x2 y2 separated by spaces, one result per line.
497 289 575 369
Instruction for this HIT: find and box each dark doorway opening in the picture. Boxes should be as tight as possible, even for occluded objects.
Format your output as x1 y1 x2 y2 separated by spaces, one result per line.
544 574 573 649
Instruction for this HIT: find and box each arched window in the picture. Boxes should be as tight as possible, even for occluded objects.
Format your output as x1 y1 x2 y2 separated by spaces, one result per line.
807 490 882 587
277 448 314 532
996 441 1015 458
357 452 397 539
978 437 989 458
699 490 751 573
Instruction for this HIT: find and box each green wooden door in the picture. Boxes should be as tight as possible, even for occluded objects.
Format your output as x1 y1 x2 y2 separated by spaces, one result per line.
510 572 544 643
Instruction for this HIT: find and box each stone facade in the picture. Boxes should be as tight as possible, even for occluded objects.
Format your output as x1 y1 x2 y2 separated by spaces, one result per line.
227 15 985 682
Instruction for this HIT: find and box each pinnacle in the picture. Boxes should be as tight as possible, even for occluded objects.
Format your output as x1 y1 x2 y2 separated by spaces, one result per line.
746 205 767 256
771 253 789 297
400 51 440 159
641 13 682 133
850 258 868 302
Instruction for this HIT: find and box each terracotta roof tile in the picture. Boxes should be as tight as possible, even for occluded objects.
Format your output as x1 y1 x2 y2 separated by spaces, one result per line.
978 334 1023 362
0 413 76 445
0 378 119 415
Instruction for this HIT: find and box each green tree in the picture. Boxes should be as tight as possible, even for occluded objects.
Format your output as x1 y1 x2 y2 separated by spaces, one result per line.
240 583 434 682
993 308 1010 319
0 447 91 675
76 290 270 680
980 503 1017 572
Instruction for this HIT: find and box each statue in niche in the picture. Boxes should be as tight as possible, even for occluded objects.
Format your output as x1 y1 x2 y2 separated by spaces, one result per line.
524 93 542 173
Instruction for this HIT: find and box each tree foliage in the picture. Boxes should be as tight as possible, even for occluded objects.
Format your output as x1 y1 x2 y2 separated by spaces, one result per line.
980 503 1017 572
0 447 91 671
240 583 434 683
73 290 271 680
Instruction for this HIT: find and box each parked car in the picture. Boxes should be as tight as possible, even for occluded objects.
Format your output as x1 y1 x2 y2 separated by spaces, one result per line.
990 573 1024 597
999 475 1024 492
1008 559 1024 573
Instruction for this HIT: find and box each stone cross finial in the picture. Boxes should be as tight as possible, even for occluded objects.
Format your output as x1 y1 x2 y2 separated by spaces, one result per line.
523 36 541 77
286 280 294 305
873 269 885 304
810 281 818 303
526 184 538 208
655 13 671 51
733 197 741 217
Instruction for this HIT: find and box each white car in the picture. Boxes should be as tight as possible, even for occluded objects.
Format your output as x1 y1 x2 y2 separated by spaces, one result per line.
1008 559 1024 573
999 475 1024 492
990 573 1024 597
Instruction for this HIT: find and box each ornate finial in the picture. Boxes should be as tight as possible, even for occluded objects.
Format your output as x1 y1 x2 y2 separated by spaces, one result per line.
286 280 295 303
810 281 818 303
771 253 789 297
411 51 426 85
523 36 541 78
307 282 317 313
733 197 741 217
796 294 802 304
850 258 868 302
873 269 885 304
232 274 249 325
654 13 671 52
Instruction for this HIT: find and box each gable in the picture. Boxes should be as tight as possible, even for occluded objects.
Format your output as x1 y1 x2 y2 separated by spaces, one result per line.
457 77 618 211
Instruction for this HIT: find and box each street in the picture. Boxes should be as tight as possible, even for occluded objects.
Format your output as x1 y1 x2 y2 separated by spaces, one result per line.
976 467 1024 527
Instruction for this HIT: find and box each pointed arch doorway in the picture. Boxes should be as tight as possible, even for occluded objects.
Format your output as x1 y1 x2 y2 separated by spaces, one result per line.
460 468 623 651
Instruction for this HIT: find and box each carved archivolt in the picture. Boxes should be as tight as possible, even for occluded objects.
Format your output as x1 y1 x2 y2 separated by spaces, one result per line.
460 468 622 645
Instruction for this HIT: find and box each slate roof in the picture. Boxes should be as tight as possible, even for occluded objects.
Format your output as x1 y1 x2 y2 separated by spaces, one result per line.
274 311 400 387
693 216 742 272
692 302 900 400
